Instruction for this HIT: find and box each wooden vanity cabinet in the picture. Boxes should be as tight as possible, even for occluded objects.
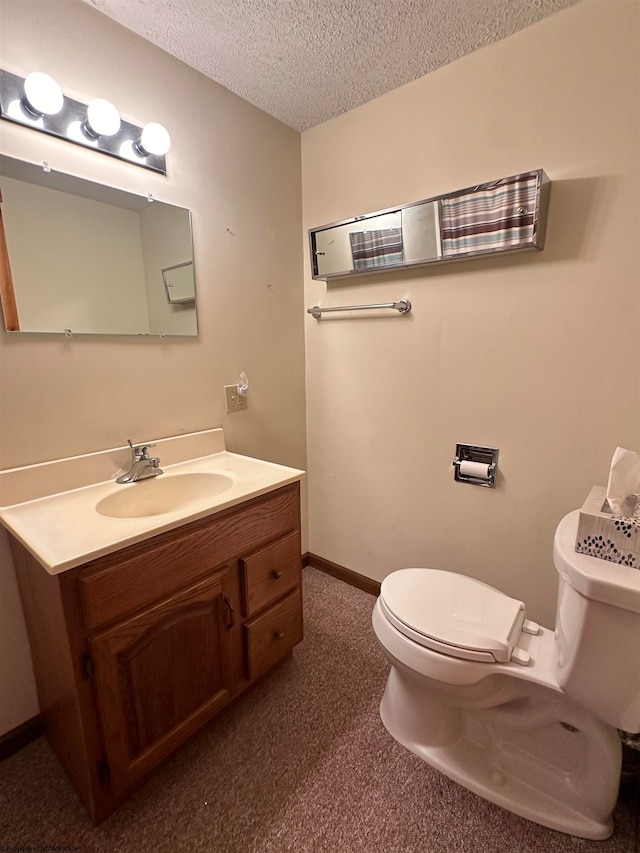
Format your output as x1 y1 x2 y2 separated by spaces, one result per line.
10 482 302 823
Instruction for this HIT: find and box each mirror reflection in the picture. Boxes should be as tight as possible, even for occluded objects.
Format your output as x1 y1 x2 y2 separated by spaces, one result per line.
0 154 198 336
162 262 195 304
309 170 548 280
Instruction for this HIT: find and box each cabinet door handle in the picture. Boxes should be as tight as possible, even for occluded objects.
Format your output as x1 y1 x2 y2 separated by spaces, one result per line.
273 630 285 640
223 595 235 629
271 570 283 580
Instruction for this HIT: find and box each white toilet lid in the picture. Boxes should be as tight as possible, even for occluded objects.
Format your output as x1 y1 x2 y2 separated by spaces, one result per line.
379 568 526 663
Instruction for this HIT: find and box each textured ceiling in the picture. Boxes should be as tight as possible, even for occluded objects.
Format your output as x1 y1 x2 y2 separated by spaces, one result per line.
82 0 579 132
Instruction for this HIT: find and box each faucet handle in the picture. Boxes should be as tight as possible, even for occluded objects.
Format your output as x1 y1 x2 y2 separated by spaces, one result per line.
127 438 156 461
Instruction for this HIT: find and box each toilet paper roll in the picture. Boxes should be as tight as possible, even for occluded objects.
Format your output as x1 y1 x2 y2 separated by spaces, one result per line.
459 460 491 480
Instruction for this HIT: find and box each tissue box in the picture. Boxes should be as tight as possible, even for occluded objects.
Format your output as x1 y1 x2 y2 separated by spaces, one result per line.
575 486 640 568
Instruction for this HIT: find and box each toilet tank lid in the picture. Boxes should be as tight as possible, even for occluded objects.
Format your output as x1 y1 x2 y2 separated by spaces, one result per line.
554 511 640 614
380 568 525 662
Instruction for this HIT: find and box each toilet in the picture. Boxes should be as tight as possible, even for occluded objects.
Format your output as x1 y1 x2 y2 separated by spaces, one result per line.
372 510 640 840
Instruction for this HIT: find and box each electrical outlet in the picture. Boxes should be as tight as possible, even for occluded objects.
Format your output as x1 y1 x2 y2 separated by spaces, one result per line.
224 384 247 412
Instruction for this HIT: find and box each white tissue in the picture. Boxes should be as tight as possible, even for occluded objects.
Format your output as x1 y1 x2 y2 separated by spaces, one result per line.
605 446 640 514
459 460 491 480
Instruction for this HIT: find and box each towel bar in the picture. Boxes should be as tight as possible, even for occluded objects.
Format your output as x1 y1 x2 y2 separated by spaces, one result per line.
307 299 411 319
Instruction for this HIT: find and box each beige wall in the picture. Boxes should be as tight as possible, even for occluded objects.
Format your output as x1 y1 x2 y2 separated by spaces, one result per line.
0 0 306 735
302 1 640 628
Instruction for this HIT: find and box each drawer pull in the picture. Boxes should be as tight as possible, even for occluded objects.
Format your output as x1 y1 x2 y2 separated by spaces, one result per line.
273 630 285 640
271 570 283 580
224 595 235 629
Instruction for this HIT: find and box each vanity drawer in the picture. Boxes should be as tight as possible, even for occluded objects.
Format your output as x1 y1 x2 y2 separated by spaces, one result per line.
241 531 300 617
244 589 303 680
78 484 299 630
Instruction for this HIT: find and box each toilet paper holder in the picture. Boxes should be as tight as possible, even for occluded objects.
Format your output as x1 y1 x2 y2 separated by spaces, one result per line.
453 443 499 488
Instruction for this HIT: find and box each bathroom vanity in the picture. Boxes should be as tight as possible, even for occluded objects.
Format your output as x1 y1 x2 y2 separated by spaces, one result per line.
0 430 304 822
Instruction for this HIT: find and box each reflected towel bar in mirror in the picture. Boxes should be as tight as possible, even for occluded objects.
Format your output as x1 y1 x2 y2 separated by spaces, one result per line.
307 299 412 319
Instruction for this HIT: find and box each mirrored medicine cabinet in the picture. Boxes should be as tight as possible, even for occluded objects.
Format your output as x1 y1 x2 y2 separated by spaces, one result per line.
309 169 549 281
0 154 198 336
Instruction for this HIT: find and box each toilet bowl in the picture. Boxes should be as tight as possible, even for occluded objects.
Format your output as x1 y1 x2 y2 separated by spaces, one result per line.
372 510 640 840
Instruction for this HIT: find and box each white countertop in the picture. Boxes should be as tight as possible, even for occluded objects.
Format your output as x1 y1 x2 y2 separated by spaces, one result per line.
0 430 305 575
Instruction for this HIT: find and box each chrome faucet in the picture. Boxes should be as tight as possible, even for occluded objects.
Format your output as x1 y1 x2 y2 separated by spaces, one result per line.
116 439 164 483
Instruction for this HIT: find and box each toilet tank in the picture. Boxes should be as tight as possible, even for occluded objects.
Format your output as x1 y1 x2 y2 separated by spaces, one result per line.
553 510 640 733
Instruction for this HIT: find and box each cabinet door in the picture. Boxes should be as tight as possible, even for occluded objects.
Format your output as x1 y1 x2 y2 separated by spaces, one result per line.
90 568 234 793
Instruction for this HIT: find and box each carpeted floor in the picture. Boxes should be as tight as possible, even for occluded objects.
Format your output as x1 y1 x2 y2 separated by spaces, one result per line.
0 567 638 852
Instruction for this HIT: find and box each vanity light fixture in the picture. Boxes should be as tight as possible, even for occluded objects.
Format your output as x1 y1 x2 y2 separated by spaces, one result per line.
0 68 170 175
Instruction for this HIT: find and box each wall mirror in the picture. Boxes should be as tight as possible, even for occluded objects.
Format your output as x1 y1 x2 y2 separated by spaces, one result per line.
0 154 198 336
309 169 549 280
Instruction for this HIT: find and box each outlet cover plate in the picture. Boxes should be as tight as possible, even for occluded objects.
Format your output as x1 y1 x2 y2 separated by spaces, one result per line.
224 384 247 412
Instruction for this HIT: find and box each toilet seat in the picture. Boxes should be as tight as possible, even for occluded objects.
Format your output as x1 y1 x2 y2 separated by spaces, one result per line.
379 568 536 665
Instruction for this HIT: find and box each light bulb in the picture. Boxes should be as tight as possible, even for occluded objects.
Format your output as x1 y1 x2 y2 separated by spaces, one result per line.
86 98 121 137
137 122 171 156
66 120 89 143
23 72 64 116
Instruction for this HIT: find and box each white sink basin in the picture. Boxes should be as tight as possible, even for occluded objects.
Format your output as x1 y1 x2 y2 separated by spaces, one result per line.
0 429 305 574
96 472 233 519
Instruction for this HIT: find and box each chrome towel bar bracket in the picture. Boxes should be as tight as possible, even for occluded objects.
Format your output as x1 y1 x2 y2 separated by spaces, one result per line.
307 299 411 319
